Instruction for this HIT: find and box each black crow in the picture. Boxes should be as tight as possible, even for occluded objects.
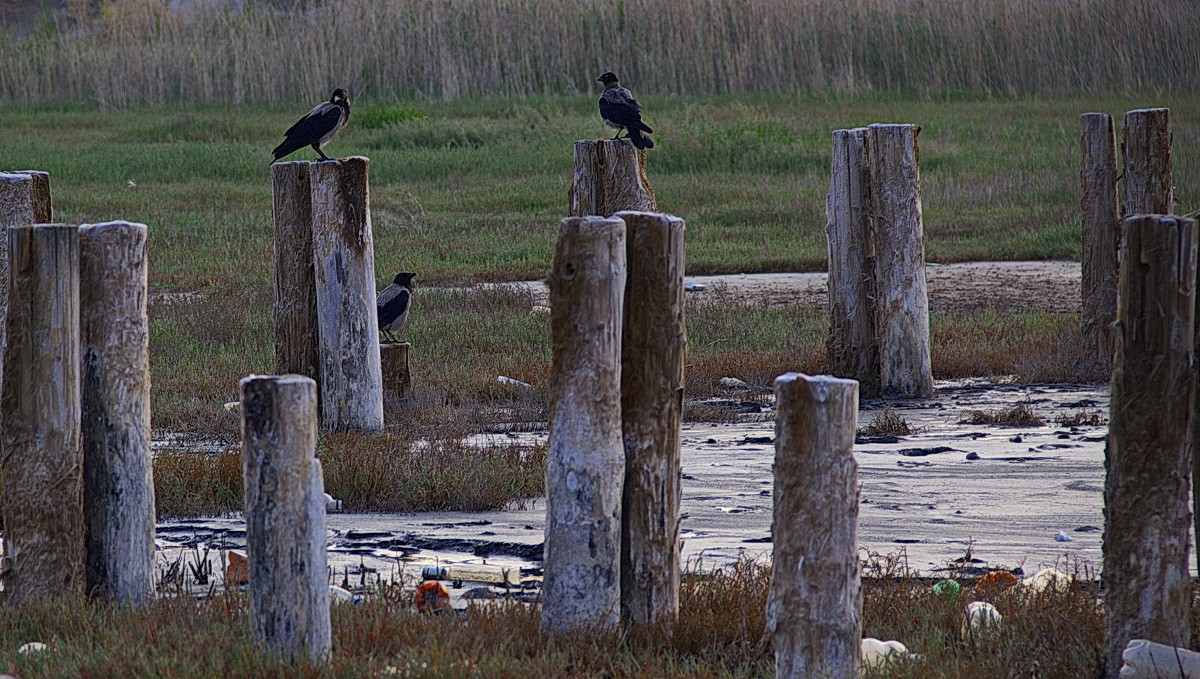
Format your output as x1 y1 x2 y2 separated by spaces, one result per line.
377 272 416 343
271 88 350 163
597 72 654 149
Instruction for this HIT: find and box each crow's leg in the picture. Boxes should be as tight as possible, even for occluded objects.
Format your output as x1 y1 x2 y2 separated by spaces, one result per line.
611 127 625 140
313 143 331 161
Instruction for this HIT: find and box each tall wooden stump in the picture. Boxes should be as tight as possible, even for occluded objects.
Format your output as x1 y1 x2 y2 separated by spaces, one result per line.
867 123 933 398
241 374 331 662
568 140 656 217
542 215 627 633
616 211 685 627
1080 114 1121 369
0 171 53 386
272 161 320 384
769 373 861 679
380 341 412 419
1104 214 1196 679
309 157 383 431
825 128 880 397
1 224 83 603
80 221 154 604
1121 109 1172 216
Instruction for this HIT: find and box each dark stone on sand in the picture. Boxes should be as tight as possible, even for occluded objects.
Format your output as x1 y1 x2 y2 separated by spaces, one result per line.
965 452 981 460
898 446 956 457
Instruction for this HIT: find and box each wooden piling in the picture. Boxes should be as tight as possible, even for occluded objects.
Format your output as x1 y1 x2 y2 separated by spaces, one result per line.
241 374 331 662
542 215 626 633
0 224 83 603
866 123 933 398
80 221 154 604
0 171 53 385
1080 113 1121 370
825 128 880 397
380 341 412 419
272 161 320 385
769 373 861 679
1104 214 1196 679
309 157 383 431
616 211 685 628
568 140 656 217
1121 108 1172 216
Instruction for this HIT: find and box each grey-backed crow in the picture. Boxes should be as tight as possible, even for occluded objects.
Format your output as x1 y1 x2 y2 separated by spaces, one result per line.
272 88 350 163
597 72 654 149
377 272 416 343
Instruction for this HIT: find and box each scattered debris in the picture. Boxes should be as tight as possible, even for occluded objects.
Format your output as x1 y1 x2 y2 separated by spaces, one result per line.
529 305 551 315
897 446 956 457
959 402 1044 427
224 550 248 585
961 601 1003 638
497 375 532 388
684 282 708 292
718 377 749 389
324 493 343 511
17 642 48 654
861 638 912 669
1055 530 1073 542
858 406 916 437
1021 567 1071 592
977 570 1019 590
965 452 981 460
414 580 451 613
329 585 359 604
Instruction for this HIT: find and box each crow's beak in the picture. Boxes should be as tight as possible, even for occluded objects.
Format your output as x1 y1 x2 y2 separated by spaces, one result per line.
596 77 603 82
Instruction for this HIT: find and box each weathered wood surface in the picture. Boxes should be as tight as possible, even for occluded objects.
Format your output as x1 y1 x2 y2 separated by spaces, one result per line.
1 224 83 603
1122 108 1172 216
825 128 880 397
80 221 154 604
309 157 383 431
867 123 932 398
542 215 627 633
769 373 862 679
241 374 331 662
1080 113 1121 370
568 140 656 217
380 341 412 420
0 171 52 387
616 210 685 628
1104 214 1196 679
272 161 320 386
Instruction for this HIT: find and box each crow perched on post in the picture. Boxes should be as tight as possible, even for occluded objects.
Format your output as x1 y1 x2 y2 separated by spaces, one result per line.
597 72 654 149
377 272 416 343
271 88 350 163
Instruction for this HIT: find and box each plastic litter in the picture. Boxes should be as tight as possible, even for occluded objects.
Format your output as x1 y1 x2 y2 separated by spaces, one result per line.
961 601 1002 639
931 578 961 595
422 564 521 587
1121 638 1200 678
861 638 910 669
415 580 451 613
1021 567 1070 592
497 375 532 388
17 642 47 654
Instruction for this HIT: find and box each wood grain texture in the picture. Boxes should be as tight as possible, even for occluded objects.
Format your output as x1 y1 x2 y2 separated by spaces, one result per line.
272 161 320 386
769 373 861 679
542 215 626 633
568 140 656 217
616 210 685 627
1121 108 1173 216
1104 215 1196 679
1080 114 1120 370
0 171 51 390
825 128 880 397
309 157 383 431
380 341 411 422
867 123 932 398
80 221 154 604
241 374 331 662
1 224 83 603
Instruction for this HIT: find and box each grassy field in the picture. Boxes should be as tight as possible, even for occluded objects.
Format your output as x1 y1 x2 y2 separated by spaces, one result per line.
5 94 1194 444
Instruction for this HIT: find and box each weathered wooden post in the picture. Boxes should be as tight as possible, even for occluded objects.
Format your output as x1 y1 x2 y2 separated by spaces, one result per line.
241 374 331 662
568 140 656 217
309 157 383 431
1080 113 1121 369
616 211 685 627
542 215 626 633
867 123 933 398
1 224 83 603
80 221 154 604
380 341 412 418
0 171 53 382
769 373 861 679
825 128 880 397
272 161 320 384
1104 214 1196 679
1121 108 1172 216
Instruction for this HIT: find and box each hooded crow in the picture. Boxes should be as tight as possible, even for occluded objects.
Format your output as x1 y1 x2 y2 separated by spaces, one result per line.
377 272 416 343
271 88 350 163
597 72 654 149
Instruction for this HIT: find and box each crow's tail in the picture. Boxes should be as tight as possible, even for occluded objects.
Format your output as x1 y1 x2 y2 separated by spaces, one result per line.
628 128 654 150
272 138 302 162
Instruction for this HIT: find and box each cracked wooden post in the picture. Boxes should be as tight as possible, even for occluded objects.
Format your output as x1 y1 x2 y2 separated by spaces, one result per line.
1121 108 1172 216
616 211 685 628
542 215 626 633
1 224 83 603
867 123 932 398
568 140 656 217
770 373 861 679
826 128 880 397
309 157 383 431
380 341 412 420
272 162 320 387
241 374 331 663
1104 214 1196 679
1080 113 1121 370
0 171 53 386
80 221 154 604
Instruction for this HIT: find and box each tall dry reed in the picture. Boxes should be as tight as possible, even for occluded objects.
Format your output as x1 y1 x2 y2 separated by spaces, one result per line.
1 0 1195 106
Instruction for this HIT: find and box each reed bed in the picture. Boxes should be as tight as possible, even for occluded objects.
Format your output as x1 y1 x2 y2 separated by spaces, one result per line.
2 0 1196 106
